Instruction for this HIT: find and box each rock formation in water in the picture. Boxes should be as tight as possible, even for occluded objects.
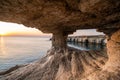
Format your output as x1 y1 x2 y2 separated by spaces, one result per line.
0 0 120 80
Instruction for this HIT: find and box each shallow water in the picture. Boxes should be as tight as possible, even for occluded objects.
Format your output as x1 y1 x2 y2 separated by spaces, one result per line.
68 42 105 50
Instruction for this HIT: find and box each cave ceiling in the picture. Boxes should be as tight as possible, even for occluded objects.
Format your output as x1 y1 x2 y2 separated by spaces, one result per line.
0 0 120 34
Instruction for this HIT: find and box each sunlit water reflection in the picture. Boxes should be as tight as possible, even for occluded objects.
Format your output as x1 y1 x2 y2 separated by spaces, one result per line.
0 37 7 57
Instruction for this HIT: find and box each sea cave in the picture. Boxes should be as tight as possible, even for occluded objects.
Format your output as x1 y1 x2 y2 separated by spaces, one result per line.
0 0 120 80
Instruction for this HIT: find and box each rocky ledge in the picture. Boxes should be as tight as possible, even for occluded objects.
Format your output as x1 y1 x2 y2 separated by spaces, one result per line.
0 47 107 80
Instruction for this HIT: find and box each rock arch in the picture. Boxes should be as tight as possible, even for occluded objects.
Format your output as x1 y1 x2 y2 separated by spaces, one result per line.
0 0 120 80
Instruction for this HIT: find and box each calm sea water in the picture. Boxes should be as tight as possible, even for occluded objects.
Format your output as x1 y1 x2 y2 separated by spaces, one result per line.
0 37 105 71
0 37 51 71
68 42 105 50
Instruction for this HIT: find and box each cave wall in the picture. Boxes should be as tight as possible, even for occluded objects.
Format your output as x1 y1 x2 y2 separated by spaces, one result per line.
0 0 120 33
103 29 120 71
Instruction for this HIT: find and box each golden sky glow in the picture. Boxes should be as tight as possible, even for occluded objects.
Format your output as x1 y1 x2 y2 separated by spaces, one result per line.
0 21 45 36
0 21 104 36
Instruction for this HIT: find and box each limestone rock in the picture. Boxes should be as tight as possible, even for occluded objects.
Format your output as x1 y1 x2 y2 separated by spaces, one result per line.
0 0 120 33
0 48 107 80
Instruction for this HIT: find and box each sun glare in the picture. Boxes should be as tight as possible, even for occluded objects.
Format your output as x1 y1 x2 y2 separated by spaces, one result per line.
0 31 7 36
0 21 45 36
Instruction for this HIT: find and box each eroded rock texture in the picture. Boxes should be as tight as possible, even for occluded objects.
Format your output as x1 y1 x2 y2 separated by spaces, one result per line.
0 0 120 80
0 48 107 80
83 29 120 80
0 0 120 33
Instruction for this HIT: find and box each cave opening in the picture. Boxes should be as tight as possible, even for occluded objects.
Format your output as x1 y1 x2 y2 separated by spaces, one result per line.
0 21 120 80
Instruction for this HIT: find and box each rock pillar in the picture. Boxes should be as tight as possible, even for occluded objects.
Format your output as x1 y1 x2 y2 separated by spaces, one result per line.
52 32 68 50
103 29 120 71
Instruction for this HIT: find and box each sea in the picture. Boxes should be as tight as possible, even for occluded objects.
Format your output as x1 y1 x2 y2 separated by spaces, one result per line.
0 37 105 71
0 37 51 71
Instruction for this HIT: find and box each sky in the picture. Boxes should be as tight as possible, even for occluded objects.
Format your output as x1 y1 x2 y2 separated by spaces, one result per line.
0 21 49 36
0 21 104 36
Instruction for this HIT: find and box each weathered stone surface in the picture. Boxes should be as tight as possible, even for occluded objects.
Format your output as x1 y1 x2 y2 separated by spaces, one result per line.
0 0 120 33
52 31 68 49
104 30 120 71
0 48 107 80
82 29 120 80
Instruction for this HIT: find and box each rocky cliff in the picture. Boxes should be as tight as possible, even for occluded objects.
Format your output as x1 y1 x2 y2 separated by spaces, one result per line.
0 0 120 80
